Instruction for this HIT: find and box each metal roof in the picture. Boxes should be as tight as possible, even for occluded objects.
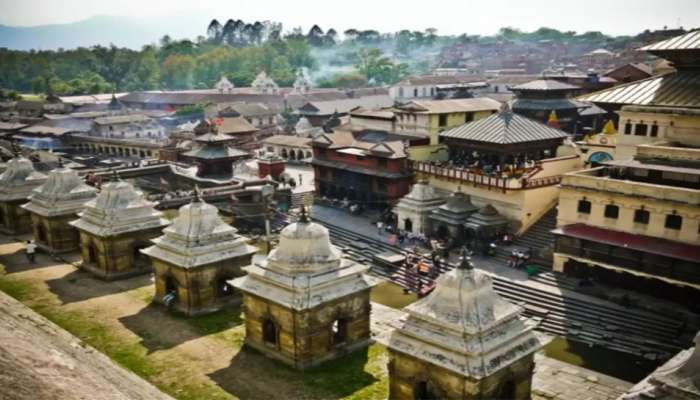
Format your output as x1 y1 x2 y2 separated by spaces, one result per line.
511 79 580 91
182 144 248 159
576 71 700 108
640 29 700 51
396 98 501 114
440 112 568 144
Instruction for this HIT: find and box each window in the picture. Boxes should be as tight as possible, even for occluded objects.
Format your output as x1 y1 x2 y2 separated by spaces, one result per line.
438 114 448 127
378 158 387 168
430 87 435 96
634 209 649 224
665 214 682 230
650 124 659 137
624 122 632 135
414 88 418 97
604 204 619 219
577 199 591 214
465 112 474 123
634 123 648 136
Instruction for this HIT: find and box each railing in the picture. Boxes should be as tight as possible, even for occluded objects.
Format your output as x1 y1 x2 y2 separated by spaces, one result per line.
409 160 562 191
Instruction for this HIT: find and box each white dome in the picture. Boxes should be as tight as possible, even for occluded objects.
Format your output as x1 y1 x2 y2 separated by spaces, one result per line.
267 219 341 273
0 157 47 201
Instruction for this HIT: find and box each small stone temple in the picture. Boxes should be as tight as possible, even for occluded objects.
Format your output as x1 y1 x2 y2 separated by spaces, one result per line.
621 330 700 400
393 181 445 234
0 157 46 235
231 209 376 369
385 255 544 400
22 164 97 253
70 174 170 280
429 191 478 241
464 204 510 246
141 190 257 316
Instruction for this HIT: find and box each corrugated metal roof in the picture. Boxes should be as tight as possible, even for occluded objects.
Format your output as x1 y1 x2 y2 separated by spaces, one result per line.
439 112 568 144
396 98 501 114
640 29 700 51
400 74 485 86
576 71 700 108
511 79 580 91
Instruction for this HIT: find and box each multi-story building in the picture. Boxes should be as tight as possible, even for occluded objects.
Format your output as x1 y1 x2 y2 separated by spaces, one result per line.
393 98 501 160
311 130 415 208
389 74 486 102
91 114 165 140
554 124 700 306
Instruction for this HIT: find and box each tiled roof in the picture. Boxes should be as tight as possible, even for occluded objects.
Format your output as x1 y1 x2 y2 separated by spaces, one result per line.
94 114 151 125
396 98 501 114
576 71 700 108
400 74 485 86
297 95 393 116
440 112 568 144
640 29 700 51
262 135 312 148
218 117 257 134
511 79 580 91
182 144 249 160
312 130 407 159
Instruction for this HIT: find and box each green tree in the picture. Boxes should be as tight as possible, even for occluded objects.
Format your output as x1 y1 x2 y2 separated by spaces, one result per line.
161 54 195 89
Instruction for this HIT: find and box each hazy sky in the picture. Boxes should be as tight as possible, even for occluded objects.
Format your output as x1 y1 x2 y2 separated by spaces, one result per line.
0 0 698 36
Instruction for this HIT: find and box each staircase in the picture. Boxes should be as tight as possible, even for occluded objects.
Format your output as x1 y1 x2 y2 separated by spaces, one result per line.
494 206 558 268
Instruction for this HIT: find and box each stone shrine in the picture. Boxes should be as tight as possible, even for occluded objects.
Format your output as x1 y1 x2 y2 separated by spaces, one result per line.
231 208 376 369
22 164 97 253
393 180 445 234
70 174 170 280
385 255 544 399
141 190 257 316
0 157 47 235
429 191 478 241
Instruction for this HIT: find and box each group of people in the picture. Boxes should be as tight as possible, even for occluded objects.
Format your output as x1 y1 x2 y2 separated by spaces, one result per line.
508 248 533 269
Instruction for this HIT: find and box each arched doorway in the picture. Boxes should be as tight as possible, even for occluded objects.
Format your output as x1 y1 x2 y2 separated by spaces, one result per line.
281 149 288 159
165 276 177 295
36 224 47 244
331 318 348 345
436 224 449 239
88 243 98 264
216 275 234 298
404 218 413 232
263 318 278 346
414 381 436 400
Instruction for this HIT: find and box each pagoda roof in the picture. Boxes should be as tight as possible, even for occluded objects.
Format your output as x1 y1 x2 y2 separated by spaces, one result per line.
0 157 47 201
440 112 568 145
386 260 543 378
70 178 169 237
231 217 375 310
22 166 97 217
141 196 256 268
510 79 579 92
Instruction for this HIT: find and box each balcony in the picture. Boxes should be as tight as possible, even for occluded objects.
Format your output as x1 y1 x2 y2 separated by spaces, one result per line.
409 160 564 191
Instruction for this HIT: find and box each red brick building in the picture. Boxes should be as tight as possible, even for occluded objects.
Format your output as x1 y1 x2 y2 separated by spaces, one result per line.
311 130 417 209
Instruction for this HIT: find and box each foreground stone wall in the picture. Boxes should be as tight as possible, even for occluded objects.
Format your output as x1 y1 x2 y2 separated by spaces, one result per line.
388 350 534 400
242 290 372 369
30 213 81 253
152 255 252 316
78 228 163 280
0 200 32 235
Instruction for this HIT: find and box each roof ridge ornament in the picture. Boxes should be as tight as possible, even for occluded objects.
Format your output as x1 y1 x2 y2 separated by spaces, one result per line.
193 185 203 203
457 247 474 270
299 204 309 223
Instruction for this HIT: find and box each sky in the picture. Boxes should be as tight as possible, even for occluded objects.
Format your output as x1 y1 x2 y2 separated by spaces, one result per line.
0 0 698 36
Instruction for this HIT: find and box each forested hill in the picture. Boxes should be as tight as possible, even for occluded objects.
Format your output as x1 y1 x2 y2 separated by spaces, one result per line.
0 17 641 97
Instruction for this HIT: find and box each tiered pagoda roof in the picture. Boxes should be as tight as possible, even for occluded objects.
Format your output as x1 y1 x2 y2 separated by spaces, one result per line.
0 157 47 201
394 181 444 215
231 211 375 310
21 165 96 217
440 110 569 145
141 193 256 268
70 176 169 237
386 256 544 378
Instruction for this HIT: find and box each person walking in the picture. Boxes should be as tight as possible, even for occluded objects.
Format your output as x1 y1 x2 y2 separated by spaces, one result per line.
376 221 383 235
25 240 37 263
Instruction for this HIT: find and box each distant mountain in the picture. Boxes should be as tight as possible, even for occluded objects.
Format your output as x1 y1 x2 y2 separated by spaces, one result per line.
0 15 211 50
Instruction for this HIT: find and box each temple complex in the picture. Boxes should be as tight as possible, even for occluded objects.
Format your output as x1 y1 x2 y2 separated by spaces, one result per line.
21 164 97 253
510 79 582 132
411 104 583 232
141 190 257 316
393 180 445 234
251 71 279 95
70 174 170 280
0 157 47 235
231 209 376 369
181 130 249 177
384 255 544 399
429 191 478 241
